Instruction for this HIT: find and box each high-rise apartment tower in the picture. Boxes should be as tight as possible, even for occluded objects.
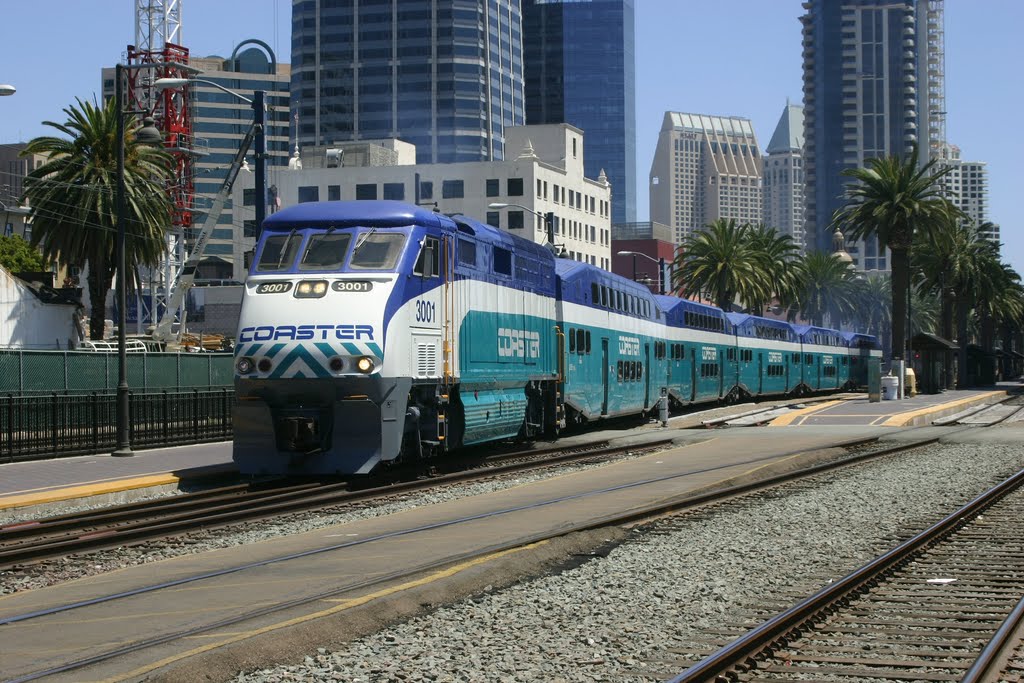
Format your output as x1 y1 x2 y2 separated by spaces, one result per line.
523 0 636 224
291 0 525 164
936 143 996 244
801 0 946 267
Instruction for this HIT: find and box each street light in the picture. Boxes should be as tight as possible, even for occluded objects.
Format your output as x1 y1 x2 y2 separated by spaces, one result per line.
617 250 666 295
487 202 558 252
113 64 164 457
153 77 267 236
0 84 15 96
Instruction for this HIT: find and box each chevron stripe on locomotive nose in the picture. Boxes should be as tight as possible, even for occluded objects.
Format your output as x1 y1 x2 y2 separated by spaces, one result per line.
234 341 384 378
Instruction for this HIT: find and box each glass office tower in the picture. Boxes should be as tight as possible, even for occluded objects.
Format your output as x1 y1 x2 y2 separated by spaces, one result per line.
523 0 636 224
291 0 525 164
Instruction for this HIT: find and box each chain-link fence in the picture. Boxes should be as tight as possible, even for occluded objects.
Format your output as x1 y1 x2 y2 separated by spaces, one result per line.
0 350 234 395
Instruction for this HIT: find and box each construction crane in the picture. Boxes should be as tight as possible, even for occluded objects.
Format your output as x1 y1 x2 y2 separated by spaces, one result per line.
150 123 259 346
126 0 196 336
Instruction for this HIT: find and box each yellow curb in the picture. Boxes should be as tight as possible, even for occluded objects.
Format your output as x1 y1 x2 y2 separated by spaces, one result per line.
769 399 845 426
0 473 184 511
879 390 1008 426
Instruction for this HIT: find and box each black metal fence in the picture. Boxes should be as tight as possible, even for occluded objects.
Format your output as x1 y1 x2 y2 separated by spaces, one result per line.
0 389 233 463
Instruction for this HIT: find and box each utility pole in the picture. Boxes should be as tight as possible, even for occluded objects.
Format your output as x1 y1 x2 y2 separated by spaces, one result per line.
253 90 267 239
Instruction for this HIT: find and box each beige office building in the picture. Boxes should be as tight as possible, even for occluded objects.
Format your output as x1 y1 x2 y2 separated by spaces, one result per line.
231 123 612 282
649 112 762 245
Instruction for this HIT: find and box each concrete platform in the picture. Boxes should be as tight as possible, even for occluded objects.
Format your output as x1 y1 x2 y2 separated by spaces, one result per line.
768 387 1011 428
0 385 1014 515
0 442 234 513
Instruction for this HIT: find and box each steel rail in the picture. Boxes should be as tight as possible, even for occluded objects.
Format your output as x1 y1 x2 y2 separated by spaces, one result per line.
960 592 1024 683
0 438 659 568
666 466 1024 683
1 428 989 682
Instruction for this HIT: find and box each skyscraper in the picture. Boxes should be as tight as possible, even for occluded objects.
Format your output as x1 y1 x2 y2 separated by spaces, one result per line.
291 0 525 164
801 0 946 266
523 0 636 224
649 112 762 246
762 103 806 249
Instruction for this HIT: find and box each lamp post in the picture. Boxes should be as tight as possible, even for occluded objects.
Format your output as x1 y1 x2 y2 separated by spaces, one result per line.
487 202 556 250
0 84 15 96
616 250 665 295
113 64 163 457
153 77 267 236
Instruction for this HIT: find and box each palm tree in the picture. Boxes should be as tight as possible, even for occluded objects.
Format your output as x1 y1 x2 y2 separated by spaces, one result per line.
746 224 801 314
789 251 859 327
831 145 955 365
21 97 173 339
850 273 893 359
972 255 1021 384
672 218 763 311
913 217 991 387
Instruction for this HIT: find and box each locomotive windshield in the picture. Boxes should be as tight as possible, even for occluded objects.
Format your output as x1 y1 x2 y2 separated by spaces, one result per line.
255 232 303 272
298 232 352 270
349 232 406 270
253 228 408 273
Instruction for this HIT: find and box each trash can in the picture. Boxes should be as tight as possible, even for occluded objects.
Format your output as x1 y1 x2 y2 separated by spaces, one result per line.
881 375 898 400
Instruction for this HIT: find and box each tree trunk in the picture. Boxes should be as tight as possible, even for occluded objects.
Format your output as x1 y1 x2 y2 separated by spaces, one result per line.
980 311 996 384
956 293 969 388
941 287 954 389
890 247 909 361
85 256 114 340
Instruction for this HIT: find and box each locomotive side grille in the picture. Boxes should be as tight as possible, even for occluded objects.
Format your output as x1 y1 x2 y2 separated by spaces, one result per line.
417 342 437 377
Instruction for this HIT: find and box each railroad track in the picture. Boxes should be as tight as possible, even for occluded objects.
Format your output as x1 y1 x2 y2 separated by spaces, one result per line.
4 418 1018 682
666 467 1024 683
934 393 1024 426
0 438 668 569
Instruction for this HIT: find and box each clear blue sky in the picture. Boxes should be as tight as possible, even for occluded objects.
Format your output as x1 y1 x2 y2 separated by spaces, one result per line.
1 1 1020 274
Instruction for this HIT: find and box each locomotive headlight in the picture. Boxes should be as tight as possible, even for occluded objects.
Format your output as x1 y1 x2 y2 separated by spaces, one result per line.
294 280 328 298
236 357 255 374
356 356 375 374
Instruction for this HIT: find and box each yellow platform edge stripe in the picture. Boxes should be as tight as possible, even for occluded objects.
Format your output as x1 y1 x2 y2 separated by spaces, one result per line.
880 390 1008 427
769 399 845 426
0 473 183 511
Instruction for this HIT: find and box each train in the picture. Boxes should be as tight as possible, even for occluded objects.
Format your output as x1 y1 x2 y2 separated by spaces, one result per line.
232 200 881 475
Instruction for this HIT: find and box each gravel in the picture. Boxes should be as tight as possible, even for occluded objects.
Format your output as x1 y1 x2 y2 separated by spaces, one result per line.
228 442 1024 683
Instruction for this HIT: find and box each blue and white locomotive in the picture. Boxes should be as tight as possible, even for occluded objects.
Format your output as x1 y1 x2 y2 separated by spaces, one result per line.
233 200 880 475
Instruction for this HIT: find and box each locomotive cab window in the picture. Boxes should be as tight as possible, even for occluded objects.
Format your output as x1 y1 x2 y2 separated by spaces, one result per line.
458 239 477 267
256 232 303 272
349 232 407 271
299 232 352 271
493 246 512 276
413 236 440 278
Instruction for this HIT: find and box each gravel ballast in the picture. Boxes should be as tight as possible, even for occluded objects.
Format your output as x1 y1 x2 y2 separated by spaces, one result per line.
228 442 1024 683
